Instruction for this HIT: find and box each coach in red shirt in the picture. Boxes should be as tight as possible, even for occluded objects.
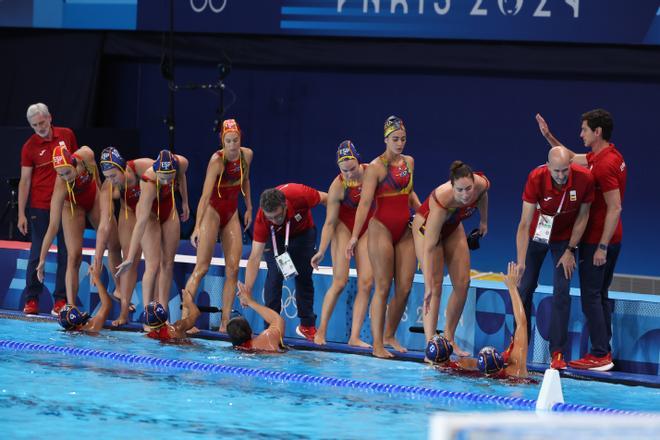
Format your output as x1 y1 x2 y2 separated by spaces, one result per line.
537 109 626 372
238 183 327 341
515 146 594 370
18 103 78 316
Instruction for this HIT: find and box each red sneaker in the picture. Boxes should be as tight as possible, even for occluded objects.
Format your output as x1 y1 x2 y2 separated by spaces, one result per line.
296 325 317 341
51 299 67 317
23 299 39 315
501 338 514 364
550 351 567 370
568 353 614 372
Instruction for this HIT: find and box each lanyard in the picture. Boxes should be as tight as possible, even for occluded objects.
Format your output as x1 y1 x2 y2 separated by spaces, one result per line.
554 190 567 215
270 221 290 257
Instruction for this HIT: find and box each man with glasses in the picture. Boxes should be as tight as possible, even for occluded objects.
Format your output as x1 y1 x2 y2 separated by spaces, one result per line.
240 184 327 341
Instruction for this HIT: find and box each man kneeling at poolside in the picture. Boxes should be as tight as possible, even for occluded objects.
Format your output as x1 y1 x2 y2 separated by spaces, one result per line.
58 265 112 333
426 262 528 379
145 290 201 341
227 281 286 352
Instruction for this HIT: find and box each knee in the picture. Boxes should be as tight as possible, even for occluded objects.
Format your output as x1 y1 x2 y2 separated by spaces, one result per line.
358 278 373 294
193 263 210 279
333 275 349 291
68 253 82 268
160 259 174 273
453 276 470 294
224 264 239 281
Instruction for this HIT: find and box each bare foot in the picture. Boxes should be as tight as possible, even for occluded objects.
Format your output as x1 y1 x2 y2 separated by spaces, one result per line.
449 340 470 357
142 324 151 332
111 291 136 312
348 338 371 348
186 326 200 335
372 347 395 359
384 337 408 353
111 316 128 327
314 333 327 345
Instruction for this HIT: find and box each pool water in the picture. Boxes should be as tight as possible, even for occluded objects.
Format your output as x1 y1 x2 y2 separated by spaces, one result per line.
0 319 658 439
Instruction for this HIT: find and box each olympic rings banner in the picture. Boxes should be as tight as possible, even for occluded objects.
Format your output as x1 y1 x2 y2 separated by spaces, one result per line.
2 0 660 45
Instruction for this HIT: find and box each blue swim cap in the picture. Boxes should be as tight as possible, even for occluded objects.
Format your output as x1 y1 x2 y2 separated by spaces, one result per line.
145 301 168 328
153 150 178 174
425 335 453 364
477 346 504 375
336 140 361 164
58 305 90 330
100 147 126 173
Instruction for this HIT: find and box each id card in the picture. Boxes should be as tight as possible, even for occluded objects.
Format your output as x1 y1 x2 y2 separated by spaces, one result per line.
532 214 554 244
275 252 298 279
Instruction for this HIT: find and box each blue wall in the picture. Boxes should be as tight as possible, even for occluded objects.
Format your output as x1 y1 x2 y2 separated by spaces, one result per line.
101 60 660 282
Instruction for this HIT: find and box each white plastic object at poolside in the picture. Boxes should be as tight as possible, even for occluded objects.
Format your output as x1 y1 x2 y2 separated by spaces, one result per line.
536 368 564 411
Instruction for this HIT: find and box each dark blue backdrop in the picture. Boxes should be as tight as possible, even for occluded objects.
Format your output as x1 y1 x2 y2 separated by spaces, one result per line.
99 59 660 283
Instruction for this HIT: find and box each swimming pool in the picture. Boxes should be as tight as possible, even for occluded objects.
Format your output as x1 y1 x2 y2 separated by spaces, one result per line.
1 319 658 439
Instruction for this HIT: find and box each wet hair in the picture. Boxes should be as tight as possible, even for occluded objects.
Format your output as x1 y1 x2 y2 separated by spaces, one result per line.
449 161 474 185
26 103 50 121
581 108 613 141
260 188 286 213
227 317 252 346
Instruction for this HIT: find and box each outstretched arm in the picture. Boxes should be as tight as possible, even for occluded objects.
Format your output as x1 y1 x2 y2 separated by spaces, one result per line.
346 164 379 258
115 180 155 276
237 281 285 335
536 113 587 166
86 266 113 332
311 178 342 270
176 155 190 222
503 262 528 375
421 198 449 314
241 148 254 231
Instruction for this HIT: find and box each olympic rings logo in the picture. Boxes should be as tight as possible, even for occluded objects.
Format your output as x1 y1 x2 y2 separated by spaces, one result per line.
281 286 298 319
190 0 227 13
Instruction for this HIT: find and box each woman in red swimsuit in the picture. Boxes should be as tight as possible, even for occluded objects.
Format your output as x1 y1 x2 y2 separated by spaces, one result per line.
115 150 190 314
412 161 489 354
310 140 373 347
37 144 122 306
94 147 152 325
183 119 253 332
346 116 421 358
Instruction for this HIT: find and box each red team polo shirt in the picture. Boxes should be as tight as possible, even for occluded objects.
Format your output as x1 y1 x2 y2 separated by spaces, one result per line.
253 183 321 243
582 144 626 245
21 126 78 210
523 163 595 242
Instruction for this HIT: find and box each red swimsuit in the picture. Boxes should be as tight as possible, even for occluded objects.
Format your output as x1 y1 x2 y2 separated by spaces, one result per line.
123 160 141 212
66 154 97 213
141 174 175 224
417 172 489 239
338 164 373 239
209 150 245 228
372 156 413 244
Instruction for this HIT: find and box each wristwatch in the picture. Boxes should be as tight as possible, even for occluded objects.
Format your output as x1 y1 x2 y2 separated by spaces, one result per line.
568 245 578 254
598 243 608 251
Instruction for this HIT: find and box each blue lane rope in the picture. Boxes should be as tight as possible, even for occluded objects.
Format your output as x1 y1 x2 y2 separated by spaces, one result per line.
0 339 638 415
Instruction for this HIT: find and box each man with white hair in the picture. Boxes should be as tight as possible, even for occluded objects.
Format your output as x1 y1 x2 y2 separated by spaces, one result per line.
514 146 594 370
19 103 78 316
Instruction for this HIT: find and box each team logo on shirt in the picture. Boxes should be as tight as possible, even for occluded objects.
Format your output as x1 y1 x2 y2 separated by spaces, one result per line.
569 190 577 202
294 213 302 222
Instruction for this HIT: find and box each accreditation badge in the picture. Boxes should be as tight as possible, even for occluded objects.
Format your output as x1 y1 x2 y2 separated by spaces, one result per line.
532 213 554 244
275 252 298 279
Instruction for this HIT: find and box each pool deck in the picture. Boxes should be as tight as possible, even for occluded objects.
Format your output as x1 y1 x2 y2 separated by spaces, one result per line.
2 308 659 389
